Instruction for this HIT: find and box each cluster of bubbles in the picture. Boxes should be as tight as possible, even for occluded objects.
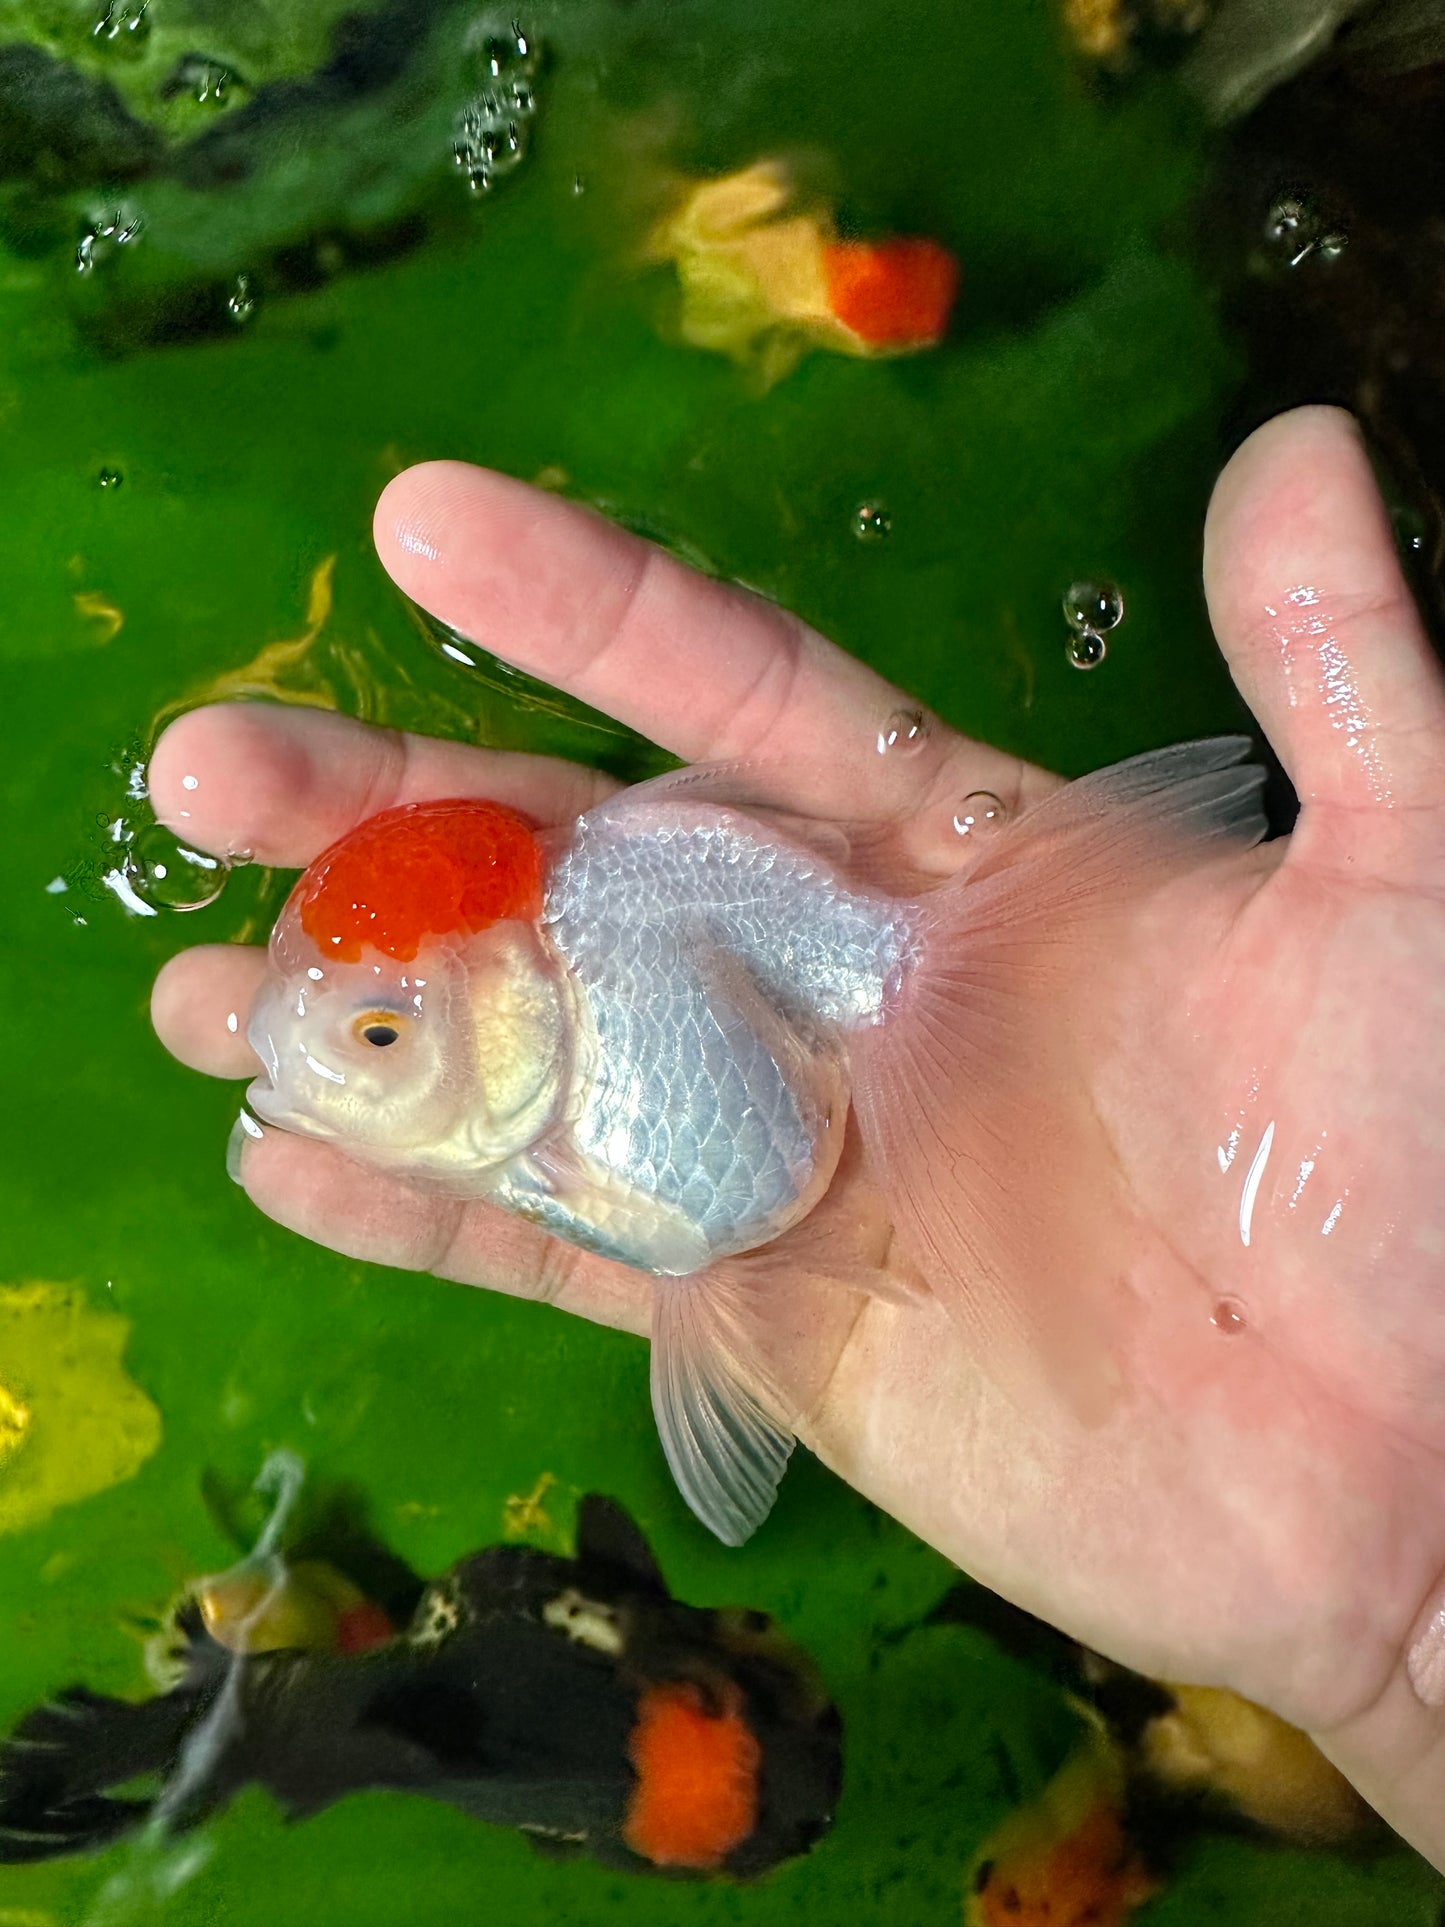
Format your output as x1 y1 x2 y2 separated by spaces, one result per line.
1061 577 1122 670
91 0 150 49
75 758 240 917
453 22 540 194
76 205 142 277
873 709 1008 842
853 501 892 543
1264 193 1346 270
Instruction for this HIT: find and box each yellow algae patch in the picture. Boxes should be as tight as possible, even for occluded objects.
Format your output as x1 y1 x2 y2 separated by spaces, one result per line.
1062 0 1209 63
151 555 362 727
0 1380 32 1456
0 1284 161 1536
73 589 124 643
503 1471 557 1541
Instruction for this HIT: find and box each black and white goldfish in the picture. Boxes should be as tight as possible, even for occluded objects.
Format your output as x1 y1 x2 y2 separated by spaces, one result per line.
0 1496 840 1879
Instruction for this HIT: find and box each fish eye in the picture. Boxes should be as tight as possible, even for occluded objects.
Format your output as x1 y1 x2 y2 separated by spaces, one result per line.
352 1011 407 1049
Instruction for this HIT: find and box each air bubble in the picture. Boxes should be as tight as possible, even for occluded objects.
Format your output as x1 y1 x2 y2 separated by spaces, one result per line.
876 707 928 756
171 54 234 104
227 274 256 325
1210 1297 1247 1336
951 790 1006 838
97 467 124 490
1264 194 1310 250
1062 579 1123 634
1393 505 1429 558
476 25 536 77
1065 630 1107 670
75 206 142 276
454 25 541 194
1264 192 1344 269
121 825 230 913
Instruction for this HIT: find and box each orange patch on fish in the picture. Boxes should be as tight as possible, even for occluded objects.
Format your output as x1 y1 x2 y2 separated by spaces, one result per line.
623 1681 762 1869
335 1600 396 1654
295 798 545 963
821 237 959 349
972 1794 1157 1927
649 158 957 385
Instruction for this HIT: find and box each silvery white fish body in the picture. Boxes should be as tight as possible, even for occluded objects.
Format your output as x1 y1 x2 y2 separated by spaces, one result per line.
245 743 1267 1542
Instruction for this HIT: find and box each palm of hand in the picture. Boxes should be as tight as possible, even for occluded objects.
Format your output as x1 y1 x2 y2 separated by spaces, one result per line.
149 407 1445 1843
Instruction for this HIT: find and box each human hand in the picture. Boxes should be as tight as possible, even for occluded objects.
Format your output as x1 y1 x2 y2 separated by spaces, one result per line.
149 407 1445 1865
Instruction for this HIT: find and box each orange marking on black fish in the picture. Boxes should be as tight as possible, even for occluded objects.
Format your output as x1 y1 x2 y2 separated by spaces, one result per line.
295 798 545 963
974 1795 1157 1927
334 1601 395 1654
622 1681 762 1869
821 237 958 347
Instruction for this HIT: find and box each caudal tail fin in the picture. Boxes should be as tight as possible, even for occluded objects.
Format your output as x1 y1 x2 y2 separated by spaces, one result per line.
850 737 1267 1403
0 1686 199 1863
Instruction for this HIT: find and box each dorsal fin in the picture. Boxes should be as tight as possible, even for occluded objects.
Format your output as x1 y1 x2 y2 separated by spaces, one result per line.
573 1497 667 1596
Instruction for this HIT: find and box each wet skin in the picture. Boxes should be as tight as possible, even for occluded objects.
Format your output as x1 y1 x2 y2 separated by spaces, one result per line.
149 407 1445 1867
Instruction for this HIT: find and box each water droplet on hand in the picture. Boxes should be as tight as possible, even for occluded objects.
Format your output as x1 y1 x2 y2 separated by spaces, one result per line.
853 502 892 542
876 707 928 756
1065 629 1107 670
1062 580 1123 633
96 467 124 490
1210 1296 1247 1335
227 274 256 325
123 825 230 912
951 790 1006 837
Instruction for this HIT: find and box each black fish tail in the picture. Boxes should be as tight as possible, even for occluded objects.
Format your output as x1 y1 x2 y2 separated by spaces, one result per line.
0 1687 198 1863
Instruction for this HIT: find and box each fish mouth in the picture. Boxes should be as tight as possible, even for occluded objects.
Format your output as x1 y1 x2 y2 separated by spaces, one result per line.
244 1076 338 1142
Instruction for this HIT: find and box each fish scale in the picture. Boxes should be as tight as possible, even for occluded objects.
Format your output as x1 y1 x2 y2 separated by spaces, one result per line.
543 805 908 1261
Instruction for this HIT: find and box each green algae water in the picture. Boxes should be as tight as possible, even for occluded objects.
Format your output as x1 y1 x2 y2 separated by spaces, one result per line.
1 0 1442 1921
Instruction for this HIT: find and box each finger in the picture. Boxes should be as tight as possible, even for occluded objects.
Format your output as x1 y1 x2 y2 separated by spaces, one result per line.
1204 407 1445 863
374 462 1054 838
152 945 266 1076
233 1128 651 1339
148 703 617 869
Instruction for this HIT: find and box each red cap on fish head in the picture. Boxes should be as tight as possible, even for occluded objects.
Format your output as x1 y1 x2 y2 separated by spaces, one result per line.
293 797 545 964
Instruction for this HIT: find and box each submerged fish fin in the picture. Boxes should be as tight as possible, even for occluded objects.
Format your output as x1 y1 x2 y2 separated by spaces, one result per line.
651 1277 796 1546
851 737 1267 1404
574 1496 668 1596
0 1687 196 1863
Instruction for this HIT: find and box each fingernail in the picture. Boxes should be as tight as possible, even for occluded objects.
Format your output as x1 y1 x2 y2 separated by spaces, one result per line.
226 1108 265 1186
1408 1596 1445 1707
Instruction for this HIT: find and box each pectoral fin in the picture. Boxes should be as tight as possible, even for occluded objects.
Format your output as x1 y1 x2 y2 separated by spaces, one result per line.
650 1278 795 1546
